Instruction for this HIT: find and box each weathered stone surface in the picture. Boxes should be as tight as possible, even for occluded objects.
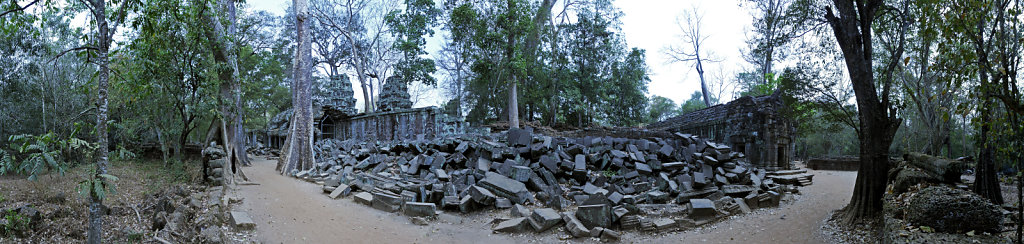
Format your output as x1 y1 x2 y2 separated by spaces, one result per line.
469 185 497 205
576 204 612 229
599 227 621 241
907 186 1002 233
562 213 591 238
510 166 531 182
511 204 531 218
653 218 676 232
495 198 513 209
354 192 373 206
329 184 353 199
689 199 716 219
478 172 531 204
377 76 413 111
403 202 438 218
493 217 530 233
229 211 256 230
733 197 751 213
528 208 563 232
372 192 403 212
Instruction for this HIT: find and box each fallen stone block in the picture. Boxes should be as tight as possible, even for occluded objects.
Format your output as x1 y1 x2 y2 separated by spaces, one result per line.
469 185 497 205
576 204 612 229
493 217 530 233
329 184 353 199
562 213 590 238
528 208 562 232
354 192 373 206
653 218 676 232
229 211 256 230
478 172 531 204
495 198 513 209
733 197 751 213
689 198 716 220
403 202 437 218
510 166 531 182
511 204 531 218
599 227 621 241
372 192 403 212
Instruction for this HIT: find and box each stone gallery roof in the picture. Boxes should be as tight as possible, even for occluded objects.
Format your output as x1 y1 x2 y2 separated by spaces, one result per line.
647 94 781 132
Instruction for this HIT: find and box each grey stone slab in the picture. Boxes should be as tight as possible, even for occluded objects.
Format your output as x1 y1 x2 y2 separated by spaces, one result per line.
653 218 676 232
495 198 513 209
510 166 531 182
635 162 652 174
689 198 716 219
469 185 496 205
230 211 256 230
511 204 531 218
372 192 403 212
575 204 611 229
528 208 563 232
561 212 590 238
478 172 531 204
329 184 352 199
404 201 437 216
493 217 530 233
354 192 373 206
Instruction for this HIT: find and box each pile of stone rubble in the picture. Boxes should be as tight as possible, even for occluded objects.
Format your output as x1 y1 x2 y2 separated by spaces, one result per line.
301 127 801 239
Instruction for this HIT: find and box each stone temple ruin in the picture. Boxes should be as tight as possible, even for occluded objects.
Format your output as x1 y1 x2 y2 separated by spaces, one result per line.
262 76 464 149
647 94 794 170
260 78 810 239
306 127 806 239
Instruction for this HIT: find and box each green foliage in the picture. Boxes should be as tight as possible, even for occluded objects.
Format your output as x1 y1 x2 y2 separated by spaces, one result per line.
1 209 31 237
386 0 441 86
740 73 780 97
110 144 137 161
448 0 649 127
647 95 679 123
77 173 118 201
2 131 94 181
680 91 716 114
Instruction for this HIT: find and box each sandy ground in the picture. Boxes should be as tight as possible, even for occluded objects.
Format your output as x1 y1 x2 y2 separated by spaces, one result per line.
232 157 857 244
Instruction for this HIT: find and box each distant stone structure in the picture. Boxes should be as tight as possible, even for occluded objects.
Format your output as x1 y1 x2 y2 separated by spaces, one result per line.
377 76 413 112
647 94 794 170
318 75 358 117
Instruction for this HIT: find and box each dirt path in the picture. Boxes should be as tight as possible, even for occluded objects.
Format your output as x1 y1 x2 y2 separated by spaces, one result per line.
231 157 519 244
232 157 856 244
640 169 857 244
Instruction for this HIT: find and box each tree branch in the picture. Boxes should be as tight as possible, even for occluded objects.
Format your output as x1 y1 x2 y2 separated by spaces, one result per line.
0 0 41 18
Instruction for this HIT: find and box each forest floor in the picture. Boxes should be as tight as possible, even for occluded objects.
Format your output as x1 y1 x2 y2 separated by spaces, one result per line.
231 156 857 244
0 159 203 243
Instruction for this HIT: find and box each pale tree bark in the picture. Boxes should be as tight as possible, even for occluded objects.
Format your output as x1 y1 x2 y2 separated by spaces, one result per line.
281 0 316 174
667 7 717 108
86 0 110 242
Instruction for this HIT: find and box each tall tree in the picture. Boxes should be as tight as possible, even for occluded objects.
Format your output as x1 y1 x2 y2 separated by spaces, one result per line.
667 6 717 107
281 0 316 174
742 0 814 84
823 0 907 221
386 0 440 87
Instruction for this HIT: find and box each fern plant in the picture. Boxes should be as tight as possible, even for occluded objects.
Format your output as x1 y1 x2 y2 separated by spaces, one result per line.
77 173 118 201
7 133 65 181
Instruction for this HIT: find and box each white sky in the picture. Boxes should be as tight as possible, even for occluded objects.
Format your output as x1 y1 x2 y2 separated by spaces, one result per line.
248 0 752 108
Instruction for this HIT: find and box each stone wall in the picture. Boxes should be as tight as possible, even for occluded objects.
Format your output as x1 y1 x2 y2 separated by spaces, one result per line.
647 94 794 170
327 107 464 142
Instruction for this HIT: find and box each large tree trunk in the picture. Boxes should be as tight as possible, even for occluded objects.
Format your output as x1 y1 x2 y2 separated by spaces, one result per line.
824 0 902 222
970 15 1004 204
87 0 110 242
696 57 711 107
281 0 316 174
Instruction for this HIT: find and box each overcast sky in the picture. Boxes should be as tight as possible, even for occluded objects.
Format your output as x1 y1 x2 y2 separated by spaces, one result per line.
248 0 752 108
